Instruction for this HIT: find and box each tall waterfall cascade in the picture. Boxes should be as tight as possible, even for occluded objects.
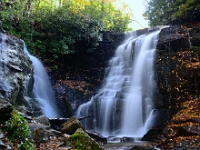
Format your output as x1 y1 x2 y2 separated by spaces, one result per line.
76 29 161 138
24 46 60 118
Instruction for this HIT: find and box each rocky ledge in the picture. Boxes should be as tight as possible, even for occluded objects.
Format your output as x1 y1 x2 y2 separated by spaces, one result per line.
154 22 200 149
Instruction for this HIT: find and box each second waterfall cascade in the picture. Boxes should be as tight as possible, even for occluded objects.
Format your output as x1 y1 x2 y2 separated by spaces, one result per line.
76 29 161 138
24 46 61 118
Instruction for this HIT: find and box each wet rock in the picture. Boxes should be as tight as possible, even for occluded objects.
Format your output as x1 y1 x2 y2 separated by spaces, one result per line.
85 130 107 142
61 116 84 135
120 137 134 142
141 128 163 141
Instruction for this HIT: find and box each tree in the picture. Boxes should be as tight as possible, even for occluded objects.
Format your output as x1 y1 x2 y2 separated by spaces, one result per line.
144 0 200 26
0 0 133 64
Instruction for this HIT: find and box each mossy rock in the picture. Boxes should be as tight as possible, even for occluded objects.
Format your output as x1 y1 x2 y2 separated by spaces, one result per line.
69 128 104 150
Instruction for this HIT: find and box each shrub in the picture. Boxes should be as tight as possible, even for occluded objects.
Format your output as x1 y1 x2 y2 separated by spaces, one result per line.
0 110 36 150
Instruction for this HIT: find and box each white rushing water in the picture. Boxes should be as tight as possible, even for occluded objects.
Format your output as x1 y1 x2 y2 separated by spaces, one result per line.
24 46 60 118
76 29 160 138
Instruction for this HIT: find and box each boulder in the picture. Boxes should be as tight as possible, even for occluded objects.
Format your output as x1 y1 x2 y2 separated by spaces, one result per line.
85 130 107 142
35 115 50 127
141 128 163 141
0 98 13 123
29 121 63 143
61 116 84 135
69 128 104 150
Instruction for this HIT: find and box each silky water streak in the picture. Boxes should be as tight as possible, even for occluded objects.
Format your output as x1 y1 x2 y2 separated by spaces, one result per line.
24 46 60 118
76 29 160 138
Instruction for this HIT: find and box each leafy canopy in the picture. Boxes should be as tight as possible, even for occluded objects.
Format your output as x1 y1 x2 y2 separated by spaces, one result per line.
144 0 200 26
0 0 133 61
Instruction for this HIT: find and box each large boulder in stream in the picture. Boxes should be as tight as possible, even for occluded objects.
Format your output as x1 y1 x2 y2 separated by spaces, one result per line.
69 128 104 150
0 23 38 113
61 116 84 135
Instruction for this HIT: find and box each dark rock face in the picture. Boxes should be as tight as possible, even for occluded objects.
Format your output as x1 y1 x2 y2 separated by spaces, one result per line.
0 30 36 112
156 23 200 112
0 98 13 123
155 22 200 149
48 31 124 116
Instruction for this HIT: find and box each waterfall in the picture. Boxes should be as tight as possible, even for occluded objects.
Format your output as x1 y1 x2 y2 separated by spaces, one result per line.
76 29 160 138
24 46 60 118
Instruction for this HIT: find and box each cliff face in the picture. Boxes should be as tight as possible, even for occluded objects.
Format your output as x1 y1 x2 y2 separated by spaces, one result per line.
156 23 200 149
0 27 37 112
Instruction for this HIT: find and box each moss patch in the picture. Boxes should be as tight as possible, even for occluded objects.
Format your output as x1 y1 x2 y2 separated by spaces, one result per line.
69 128 104 150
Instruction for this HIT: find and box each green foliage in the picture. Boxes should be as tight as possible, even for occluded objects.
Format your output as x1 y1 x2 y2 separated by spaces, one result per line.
0 110 36 150
70 133 84 150
0 0 132 63
144 0 200 26
193 46 200 55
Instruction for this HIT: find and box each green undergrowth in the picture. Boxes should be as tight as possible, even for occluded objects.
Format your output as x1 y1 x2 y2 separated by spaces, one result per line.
0 109 36 150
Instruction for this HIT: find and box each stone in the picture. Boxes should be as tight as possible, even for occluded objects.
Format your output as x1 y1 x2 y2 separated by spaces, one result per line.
61 116 84 135
35 115 50 127
85 130 107 142
29 122 46 143
141 128 163 141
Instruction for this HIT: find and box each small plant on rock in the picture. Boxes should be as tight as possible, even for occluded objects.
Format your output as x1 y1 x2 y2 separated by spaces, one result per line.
0 110 36 150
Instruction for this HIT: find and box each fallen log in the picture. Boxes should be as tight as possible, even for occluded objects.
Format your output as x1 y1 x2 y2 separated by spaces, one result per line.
48 115 91 130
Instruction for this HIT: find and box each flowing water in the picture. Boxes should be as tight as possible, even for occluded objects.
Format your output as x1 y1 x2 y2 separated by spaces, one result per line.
76 29 160 139
24 46 60 118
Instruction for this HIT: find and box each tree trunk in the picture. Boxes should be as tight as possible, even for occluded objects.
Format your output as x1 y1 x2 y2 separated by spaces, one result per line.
24 0 32 17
